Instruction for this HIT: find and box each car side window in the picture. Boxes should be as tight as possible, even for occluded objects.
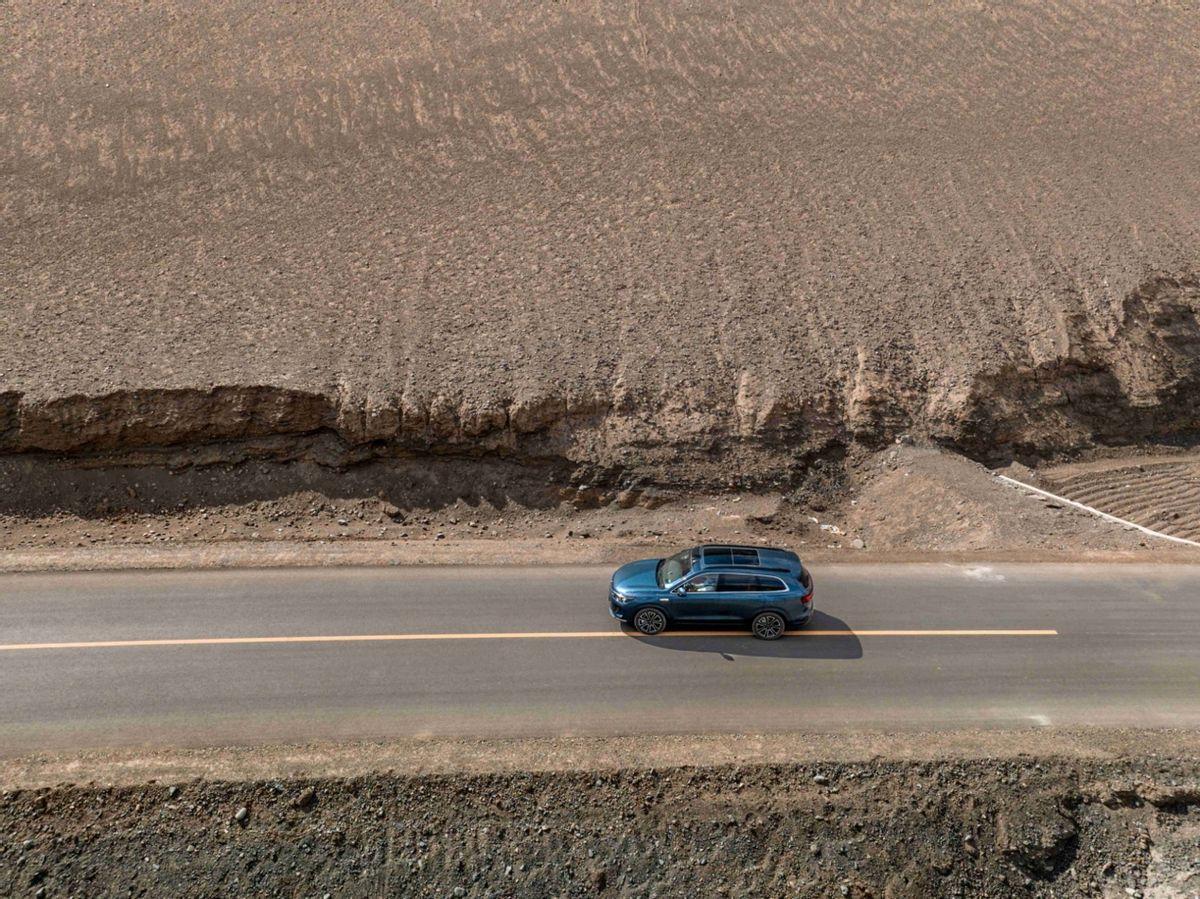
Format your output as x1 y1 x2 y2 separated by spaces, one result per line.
717 574 757 592
682 574 719 593
750 576 787 592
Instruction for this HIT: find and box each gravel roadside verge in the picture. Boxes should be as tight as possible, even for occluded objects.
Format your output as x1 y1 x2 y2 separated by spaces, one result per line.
2 731 1198 898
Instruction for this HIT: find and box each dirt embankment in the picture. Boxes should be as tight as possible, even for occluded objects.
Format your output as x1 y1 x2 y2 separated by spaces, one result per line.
8 443 1189 567
3 1 1200 511
3 756 1199 898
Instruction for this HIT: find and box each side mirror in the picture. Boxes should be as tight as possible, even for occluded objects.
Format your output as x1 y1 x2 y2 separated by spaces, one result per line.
672 586 687 597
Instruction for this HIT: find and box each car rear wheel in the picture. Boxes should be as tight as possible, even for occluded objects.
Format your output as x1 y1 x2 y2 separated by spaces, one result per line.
633 607 668 636
751 611 786 641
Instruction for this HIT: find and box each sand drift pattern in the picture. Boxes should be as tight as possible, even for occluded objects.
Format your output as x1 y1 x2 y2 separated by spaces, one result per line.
1042 459 1200 544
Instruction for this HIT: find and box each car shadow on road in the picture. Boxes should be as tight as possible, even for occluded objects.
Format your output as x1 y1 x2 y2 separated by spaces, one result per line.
625 610 863 659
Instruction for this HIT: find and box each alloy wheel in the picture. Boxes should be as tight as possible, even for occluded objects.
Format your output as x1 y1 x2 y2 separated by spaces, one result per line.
752 612 785 640
633 608 667 635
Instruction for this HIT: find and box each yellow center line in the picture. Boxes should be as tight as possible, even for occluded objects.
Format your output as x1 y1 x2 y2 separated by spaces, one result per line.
0 628 1057 652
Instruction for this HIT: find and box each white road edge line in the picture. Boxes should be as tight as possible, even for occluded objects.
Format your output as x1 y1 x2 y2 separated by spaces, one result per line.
996 474 1200 549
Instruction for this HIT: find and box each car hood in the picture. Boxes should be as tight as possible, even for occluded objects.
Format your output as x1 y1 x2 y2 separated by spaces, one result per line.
611 558 662 594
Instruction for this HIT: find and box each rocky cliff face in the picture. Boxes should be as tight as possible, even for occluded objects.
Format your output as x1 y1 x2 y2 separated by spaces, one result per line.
942 276 1200 464
2 275 1196 492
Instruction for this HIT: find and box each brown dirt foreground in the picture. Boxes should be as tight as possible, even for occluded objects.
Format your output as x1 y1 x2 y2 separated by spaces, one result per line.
3 732 1199 898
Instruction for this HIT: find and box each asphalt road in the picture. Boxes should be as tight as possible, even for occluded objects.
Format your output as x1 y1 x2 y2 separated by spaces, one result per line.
1 563 1199 754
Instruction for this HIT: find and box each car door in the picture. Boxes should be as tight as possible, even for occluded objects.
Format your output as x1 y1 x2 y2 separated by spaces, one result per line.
668 573 732 622
715 574 764 621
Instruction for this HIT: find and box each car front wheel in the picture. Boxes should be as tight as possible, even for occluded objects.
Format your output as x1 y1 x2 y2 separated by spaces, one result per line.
633 607 668 636
751 611 786 641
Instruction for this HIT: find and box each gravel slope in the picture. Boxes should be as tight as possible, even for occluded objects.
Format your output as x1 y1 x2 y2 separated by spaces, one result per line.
3 757 1198 898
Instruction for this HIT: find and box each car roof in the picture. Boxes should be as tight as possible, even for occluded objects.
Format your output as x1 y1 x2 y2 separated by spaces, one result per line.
692 544 802 575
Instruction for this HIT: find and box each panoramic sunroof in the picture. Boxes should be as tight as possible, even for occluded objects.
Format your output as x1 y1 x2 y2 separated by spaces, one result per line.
703 547 760 566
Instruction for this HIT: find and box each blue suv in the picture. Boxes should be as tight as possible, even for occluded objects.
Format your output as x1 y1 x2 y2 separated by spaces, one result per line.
609 544 814 639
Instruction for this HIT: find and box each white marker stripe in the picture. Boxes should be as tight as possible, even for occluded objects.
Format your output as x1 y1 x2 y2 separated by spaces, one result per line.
996 474 1200 548
0 629 1057 652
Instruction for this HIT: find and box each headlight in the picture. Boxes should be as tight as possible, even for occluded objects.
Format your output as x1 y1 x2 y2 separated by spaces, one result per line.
612 591 631 604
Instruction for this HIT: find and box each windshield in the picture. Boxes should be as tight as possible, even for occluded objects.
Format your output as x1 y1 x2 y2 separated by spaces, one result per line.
656 548 694 587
